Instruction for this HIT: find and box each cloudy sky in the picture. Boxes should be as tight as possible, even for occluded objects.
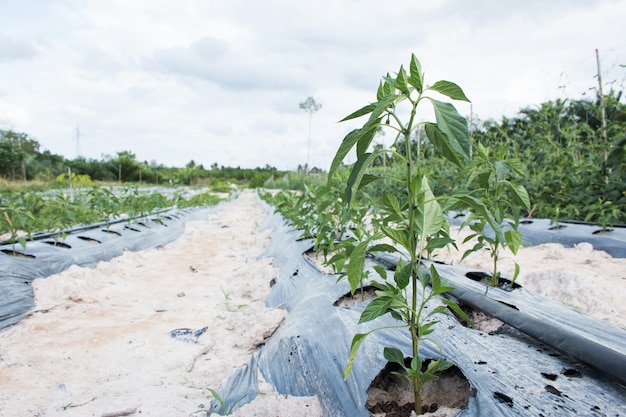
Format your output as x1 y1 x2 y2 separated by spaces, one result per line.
1 0 625 170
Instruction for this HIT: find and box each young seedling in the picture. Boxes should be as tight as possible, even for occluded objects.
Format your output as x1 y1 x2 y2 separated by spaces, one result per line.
220 287 247 312
190 388 251 416
0 200 35 255
329 54 472 415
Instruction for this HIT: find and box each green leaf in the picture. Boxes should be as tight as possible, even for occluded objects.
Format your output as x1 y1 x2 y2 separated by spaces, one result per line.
368 94 400 123
504 229 523 255
368 243 396 253
339 103 377 122
377 77 395 101
424 123 466 168
380 224 411 252
328 129 362 180
424 236 455 253
376 81 385 102
359 296 393 323
426 97 471 163
426 359 453 376
346 152 379 205
415 176 443 237
356 119 382 158
428 264 455 294
373 264 387 280
453 194 504 238
328 120 380 180
428 80 471 102
442 298 474 328
408 53 423 93
346 241 368 294
512 262 521 284
395 65 410 95
505 182 531 211
344 333 368 379
394 261 412 290
359 174 382 190
383 347 407 368
419 321 437 337
430 264 441 289
382 191 403 219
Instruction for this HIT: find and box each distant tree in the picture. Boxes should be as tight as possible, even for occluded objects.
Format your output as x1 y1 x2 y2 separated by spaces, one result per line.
299 96 322 172
0 130 40 180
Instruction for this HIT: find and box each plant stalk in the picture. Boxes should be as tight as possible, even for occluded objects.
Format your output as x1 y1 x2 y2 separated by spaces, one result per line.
403 100 423 415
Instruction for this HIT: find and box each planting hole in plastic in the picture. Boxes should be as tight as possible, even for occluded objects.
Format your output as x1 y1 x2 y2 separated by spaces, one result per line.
1 249 36 259
562 368 582 378
493 391 514 407
592 228 613 235
77 236 101 244
452 302 505 334
43 240 72 249
366 358 471 416
465 271 521 291
101 229 121 236
333 285 378 307
548 224 567 230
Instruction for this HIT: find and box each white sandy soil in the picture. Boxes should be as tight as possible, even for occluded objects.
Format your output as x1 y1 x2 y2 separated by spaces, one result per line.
1 190 624 417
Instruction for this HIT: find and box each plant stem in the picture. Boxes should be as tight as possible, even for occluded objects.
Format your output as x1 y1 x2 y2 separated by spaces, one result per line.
492 245 499 287
403 100 423 415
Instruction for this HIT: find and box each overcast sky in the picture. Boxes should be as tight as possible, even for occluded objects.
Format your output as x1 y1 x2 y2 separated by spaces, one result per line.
1 1 625 170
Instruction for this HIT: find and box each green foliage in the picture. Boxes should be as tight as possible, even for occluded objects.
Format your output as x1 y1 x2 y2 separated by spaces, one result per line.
190 388 251 416
329 54 471 415
0 199 36 253
262 170 327 191
0 186 226 252
455 142 530 286
471 91 626 225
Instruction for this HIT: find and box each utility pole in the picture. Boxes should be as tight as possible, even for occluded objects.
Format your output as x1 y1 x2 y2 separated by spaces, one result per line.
595 48 609 184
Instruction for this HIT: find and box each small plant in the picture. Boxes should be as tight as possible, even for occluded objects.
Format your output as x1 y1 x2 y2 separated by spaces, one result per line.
86 186 121 230
56 170 93 202
190 388 251 416
550 206 562 229
454 142 530 287
0 200 35 254
220 287 247 312
585 197 620 232
329 54 472 415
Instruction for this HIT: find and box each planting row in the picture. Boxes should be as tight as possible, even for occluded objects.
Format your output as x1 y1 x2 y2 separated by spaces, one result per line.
207 197 626 416
0 183 227 256
259 54 623 416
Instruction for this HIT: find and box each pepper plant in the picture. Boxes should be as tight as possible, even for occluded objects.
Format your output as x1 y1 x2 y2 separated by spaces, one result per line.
329 54 472 415
454 142 530 287
0 200 36 254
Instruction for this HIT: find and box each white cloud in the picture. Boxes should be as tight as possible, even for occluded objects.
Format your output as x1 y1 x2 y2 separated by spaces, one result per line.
0 0 624 170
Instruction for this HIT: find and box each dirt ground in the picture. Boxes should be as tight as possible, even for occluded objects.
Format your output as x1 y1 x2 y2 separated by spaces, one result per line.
0 189 624 417
0 190 321 417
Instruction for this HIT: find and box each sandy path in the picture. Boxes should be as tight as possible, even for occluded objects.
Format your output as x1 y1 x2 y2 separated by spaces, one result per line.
0 190 321 417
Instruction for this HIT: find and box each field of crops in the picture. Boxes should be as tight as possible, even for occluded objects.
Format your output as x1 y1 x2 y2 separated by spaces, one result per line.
0 53 625 417
0 183 226 256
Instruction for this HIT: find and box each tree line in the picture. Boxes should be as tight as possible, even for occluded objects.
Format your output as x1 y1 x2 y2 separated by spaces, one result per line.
0 130 282 188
